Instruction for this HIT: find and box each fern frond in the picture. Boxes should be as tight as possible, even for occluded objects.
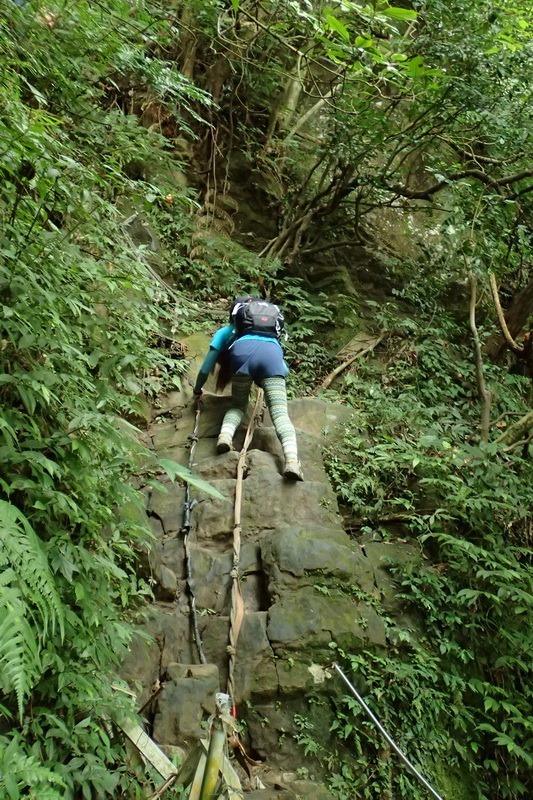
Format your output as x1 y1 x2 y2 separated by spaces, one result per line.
0 499 64 639
0 501 65 717
0 585 41 719
0 734 66 800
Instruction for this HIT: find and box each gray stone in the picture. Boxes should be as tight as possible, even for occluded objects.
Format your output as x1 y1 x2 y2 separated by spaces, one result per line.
261 526 372 585
275 659 317 696
192 479 236 540
245 786 334 800
248 431 329 485
263 398 356 442
191 449 241 481
147 482 185 535
159 744 187 766
165 662 219 683
120 609 164 707
172 545 232 613
239 469 340 536
156 566 177 601
362 540 421 611
152 665 219 744
199 615 231 687
234 612 275 701
290 780 335 799
242 698 335 774
267 587 386 652
148 515 165 539
159 609 197 668
133 391 422 784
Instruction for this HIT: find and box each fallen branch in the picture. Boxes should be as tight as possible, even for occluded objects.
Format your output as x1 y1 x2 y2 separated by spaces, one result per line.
496 410 533 446
315 333 385 392
147 775 178 800
504 434 532 454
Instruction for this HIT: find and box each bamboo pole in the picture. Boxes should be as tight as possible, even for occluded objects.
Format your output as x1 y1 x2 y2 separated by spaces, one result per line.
199 727 226 800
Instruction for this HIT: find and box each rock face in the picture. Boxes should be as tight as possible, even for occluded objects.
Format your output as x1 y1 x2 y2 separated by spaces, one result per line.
121 351 411 795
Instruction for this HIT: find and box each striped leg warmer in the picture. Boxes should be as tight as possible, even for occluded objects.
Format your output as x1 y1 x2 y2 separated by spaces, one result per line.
219 374 253 440
261 376 299 462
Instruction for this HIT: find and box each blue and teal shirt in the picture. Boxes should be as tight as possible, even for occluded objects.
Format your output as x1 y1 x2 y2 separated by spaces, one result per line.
193 325 283 392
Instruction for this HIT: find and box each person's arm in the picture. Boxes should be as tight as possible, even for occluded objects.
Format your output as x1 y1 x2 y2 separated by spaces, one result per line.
193 347 219 394
193 325 235 394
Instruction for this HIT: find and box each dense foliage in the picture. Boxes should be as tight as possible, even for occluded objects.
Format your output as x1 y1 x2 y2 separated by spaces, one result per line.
0 1 209 797
325 311 532 800
1 1 531 799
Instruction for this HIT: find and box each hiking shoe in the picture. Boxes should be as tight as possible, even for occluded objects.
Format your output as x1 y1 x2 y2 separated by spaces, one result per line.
283 459 304 481
216 433 233 454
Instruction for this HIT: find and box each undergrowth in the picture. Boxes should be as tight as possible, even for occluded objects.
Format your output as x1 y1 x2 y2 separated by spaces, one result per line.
323 311 533 800
0 2 208 796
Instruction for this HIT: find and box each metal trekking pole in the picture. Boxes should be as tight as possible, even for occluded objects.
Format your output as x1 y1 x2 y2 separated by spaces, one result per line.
331 663 445 800
181 397 206 664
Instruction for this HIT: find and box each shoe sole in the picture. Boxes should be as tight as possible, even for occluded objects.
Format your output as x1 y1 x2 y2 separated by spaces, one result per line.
216 440 232 454
283 465 304 481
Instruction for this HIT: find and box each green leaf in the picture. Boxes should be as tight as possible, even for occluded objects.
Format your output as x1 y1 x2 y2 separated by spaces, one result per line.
324 10 351 41
157 457 227 500
382 7 418 21
17 386 36 415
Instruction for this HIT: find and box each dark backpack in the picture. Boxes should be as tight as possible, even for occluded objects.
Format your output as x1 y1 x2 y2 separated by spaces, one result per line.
233 298 284 339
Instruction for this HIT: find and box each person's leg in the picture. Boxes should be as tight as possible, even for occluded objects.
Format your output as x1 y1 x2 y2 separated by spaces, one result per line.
217 374 253 452
261 376 303 480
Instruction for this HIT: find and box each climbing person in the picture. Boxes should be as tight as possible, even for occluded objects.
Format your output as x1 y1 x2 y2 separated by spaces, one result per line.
193 297 304 481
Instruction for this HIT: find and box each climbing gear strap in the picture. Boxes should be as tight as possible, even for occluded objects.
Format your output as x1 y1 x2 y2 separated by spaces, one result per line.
226 389 264 712
331 663 445 800
181 398 207 665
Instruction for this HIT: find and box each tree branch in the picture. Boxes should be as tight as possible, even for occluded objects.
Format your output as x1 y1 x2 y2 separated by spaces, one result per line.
496 411 533 446
436 135 520 166
488 272 524 355
495 169 533 186
510 183 533 200
389 167 533 201
299 238 364 256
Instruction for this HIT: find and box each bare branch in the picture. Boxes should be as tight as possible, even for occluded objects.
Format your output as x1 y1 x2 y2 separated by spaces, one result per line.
299 238 364 256
495 169 533 186
496 411 533 446
389 167 533 201
488 272 524 355
315 334 385 393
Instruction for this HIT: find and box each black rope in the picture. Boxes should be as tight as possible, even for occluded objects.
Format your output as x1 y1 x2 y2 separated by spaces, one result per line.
180 399 206 664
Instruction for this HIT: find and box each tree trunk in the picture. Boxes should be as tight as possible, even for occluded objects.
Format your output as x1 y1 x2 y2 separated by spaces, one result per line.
179 8 198 79
266 71 303 140
485 275 533 359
